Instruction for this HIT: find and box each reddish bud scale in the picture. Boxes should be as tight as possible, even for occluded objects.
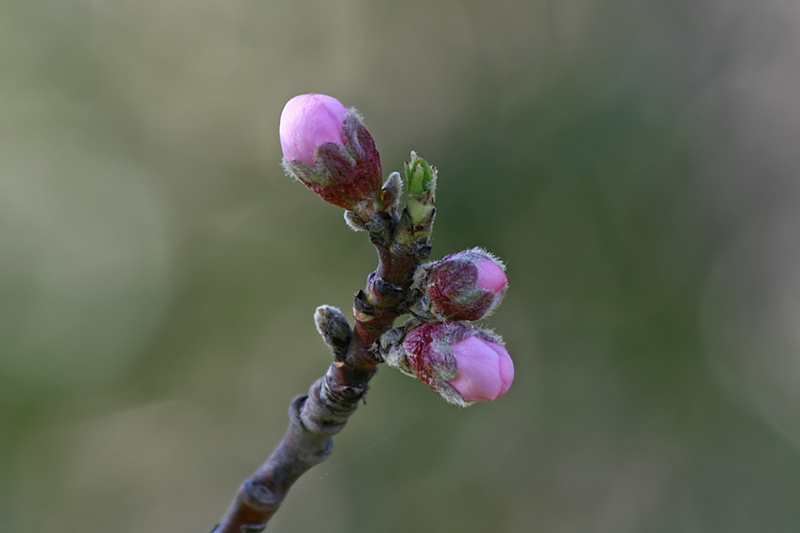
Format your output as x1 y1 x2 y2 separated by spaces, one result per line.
348 114 382 184
311 114 382 209
402 322 460 387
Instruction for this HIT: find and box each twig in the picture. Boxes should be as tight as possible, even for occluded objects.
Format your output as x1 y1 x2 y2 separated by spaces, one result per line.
212 212 428 532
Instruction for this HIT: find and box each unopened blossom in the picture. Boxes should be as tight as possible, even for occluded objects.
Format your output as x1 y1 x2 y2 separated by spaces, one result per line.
411 248 508 322
280 93 383 215
385 321 514 406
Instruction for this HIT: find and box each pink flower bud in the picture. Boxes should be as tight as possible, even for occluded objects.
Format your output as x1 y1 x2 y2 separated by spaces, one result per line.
279 94 383 214
447 335 514 402
385 321 514 406
411 248 508 321
280 94 347 167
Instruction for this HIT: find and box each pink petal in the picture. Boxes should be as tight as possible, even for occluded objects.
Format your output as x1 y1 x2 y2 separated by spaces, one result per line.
489 342 514 396
475 259 507 294
279 94 347 167
448 336 507 402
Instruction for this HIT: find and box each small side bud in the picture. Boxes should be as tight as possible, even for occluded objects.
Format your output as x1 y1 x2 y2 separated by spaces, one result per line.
383 321 514 407
380 172 403 213
314 305 352 362
410 248 508 322
280 94 383 218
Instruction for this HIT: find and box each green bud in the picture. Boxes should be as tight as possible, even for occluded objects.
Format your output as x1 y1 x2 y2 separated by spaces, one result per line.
405 153 434 195
400 152 437 240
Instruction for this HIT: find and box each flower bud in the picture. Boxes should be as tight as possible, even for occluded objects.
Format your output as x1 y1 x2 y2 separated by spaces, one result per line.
410 248 507 322
280 94 383 215
384 322 514 406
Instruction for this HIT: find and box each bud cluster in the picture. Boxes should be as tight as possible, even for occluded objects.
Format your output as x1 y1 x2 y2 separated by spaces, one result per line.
383 247 511 406
279 93 513 407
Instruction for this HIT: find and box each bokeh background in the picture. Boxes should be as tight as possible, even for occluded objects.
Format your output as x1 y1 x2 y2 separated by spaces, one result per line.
3 0 800 531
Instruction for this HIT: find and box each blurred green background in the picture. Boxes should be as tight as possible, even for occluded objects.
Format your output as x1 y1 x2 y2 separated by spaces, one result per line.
2 0 800 531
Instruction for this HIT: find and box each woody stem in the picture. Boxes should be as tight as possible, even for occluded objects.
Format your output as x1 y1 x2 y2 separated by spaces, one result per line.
212 212 428 533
